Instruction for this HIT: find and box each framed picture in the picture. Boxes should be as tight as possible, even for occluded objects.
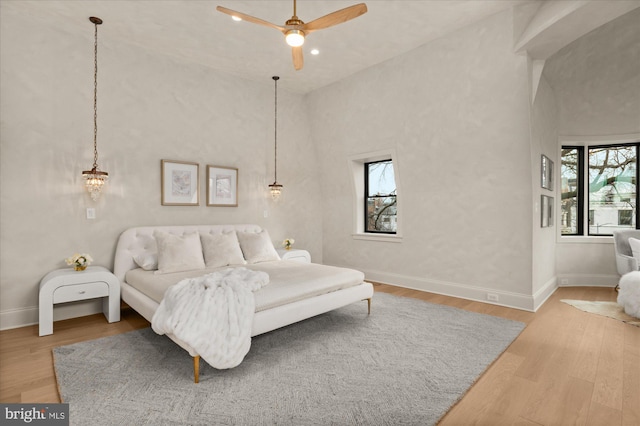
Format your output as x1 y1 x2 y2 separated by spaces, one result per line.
207 165 238 207
541 154 554 190
541 195 554 227
161 160 199 206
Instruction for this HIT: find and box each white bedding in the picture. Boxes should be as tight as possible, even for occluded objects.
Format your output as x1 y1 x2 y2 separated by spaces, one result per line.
125 260 365 312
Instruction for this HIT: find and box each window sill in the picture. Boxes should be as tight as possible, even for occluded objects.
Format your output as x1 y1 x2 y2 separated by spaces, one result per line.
557 235 613 244
352 233 403 243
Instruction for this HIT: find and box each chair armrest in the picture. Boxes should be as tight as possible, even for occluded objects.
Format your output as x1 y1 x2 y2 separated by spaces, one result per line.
616 253 638 275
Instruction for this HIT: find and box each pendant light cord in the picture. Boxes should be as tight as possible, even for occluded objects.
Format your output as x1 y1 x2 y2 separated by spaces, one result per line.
273 76 279 183
92 21 99 170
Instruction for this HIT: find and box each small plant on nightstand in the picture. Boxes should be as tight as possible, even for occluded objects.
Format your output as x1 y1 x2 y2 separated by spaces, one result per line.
282 238 295 250
65 253 93 271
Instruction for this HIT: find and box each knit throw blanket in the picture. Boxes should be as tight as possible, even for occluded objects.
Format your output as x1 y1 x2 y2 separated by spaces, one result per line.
151 267 269 369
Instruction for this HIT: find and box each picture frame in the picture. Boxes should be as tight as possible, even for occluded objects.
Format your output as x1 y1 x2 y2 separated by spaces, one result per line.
207 165 238 207
541 195 554 227
161 160 199 206
541 154 554 190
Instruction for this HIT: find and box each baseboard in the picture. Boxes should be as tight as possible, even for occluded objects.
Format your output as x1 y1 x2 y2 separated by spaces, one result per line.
0 300 103 331
349 267 536 312
0 306 38 331
556 273 619 287
532 277 558 312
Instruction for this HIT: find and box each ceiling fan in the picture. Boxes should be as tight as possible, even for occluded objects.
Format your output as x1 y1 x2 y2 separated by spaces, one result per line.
216 0 368 71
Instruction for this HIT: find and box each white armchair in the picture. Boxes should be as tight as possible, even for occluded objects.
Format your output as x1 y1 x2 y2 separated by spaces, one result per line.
612 229 640 275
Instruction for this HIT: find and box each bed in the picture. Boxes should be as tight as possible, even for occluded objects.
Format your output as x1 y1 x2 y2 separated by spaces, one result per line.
113 224 374 382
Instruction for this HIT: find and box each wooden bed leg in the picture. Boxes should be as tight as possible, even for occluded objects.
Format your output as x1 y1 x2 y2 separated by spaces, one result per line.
367 298 371 315
193 355 200 384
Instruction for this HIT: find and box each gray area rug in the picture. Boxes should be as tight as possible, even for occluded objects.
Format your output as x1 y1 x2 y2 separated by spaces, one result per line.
54 293 525 425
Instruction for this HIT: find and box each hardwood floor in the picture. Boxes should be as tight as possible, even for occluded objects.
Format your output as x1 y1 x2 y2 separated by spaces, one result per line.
1 286 638 425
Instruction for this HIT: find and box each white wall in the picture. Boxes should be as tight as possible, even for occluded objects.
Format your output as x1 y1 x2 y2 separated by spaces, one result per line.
529 73 558 305
307 10 536 310
0 6 323 329
545 8 640 286
547 8 640 137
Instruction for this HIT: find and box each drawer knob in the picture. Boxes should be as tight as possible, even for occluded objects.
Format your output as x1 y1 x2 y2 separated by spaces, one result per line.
78 291 86 294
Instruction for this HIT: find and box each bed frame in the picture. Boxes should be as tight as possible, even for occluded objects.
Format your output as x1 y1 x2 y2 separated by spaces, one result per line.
113 224 374 383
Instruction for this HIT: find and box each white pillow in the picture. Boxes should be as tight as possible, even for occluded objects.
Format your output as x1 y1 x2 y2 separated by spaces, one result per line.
629 237 640 264
236 230 281 264
133 252 158 271
154 230 205 274
200 231 246 268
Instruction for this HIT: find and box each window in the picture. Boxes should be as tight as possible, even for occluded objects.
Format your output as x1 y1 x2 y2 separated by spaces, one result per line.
364 160 397 234
560 147 583 235
561 143 639 236
349 149 402 241
619 210 633 226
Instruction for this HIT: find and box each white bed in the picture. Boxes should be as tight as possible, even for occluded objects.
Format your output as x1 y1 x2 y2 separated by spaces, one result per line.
113 224 374 382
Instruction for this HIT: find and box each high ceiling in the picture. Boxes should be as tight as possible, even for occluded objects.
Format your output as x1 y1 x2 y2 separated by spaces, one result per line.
5 0 533 93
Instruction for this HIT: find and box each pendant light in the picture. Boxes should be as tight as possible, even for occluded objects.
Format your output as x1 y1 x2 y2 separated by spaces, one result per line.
82 16 108 201
268 76 283 200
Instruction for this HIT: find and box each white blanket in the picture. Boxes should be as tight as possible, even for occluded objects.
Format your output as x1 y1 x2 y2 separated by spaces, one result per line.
151 267 269 369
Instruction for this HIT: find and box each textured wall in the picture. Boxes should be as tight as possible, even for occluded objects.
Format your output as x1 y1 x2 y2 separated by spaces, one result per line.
0 7 323 328
529 74 558 298
307 10 534 303
544 8 640 137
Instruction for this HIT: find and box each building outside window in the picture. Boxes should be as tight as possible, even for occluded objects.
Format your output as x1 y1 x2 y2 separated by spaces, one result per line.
365 160 397 233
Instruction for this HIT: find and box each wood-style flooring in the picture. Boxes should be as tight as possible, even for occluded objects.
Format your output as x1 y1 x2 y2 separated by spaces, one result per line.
0 285 638 425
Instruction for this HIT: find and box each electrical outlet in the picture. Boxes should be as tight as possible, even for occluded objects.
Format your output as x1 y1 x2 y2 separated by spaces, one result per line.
487 293 499 302
86 208 96 220
560 278 569 285
263 210 269 218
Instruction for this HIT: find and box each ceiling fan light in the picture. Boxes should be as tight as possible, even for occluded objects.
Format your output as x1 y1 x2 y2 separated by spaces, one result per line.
285 30 305 47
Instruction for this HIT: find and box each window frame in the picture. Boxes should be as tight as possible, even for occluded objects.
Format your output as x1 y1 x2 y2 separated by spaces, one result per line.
560 146 584 236
364 159 397 235
587 142 638 236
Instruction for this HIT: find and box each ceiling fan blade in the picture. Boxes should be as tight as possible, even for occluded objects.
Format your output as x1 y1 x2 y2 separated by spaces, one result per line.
292 46 304 70
302 3 367 33
216 6 285 32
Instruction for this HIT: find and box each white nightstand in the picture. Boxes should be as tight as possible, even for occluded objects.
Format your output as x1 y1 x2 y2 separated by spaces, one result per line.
277 248 311 263
39 266 120 336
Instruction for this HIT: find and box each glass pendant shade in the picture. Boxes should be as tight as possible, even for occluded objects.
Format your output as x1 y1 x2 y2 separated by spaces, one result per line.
269 182 283 201
82 168 108 201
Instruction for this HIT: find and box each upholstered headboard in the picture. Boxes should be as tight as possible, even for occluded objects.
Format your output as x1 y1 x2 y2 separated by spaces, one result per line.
113 224 263 282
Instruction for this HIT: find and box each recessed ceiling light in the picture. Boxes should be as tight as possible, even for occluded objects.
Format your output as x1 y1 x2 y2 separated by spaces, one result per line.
310 49 320 55
232 16 242 22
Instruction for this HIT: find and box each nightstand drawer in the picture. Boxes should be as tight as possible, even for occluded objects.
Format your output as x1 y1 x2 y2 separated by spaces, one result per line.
53 282 109 304
277 249 311 263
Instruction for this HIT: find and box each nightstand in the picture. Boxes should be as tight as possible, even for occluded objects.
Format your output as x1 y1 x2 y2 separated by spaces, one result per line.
39 266 120 336
277 248 311 263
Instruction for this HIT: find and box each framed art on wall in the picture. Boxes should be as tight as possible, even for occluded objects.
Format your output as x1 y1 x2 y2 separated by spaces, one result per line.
541 154 554 190
161 160 199 206
207 165 238 207
541 195 554 227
